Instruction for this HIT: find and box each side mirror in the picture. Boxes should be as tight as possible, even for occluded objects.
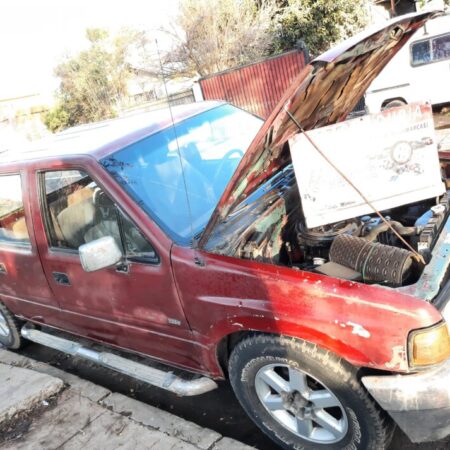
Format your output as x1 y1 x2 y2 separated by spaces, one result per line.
79 236 123 272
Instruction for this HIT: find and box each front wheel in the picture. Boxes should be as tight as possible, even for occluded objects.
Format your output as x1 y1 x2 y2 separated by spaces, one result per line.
228 335 393 450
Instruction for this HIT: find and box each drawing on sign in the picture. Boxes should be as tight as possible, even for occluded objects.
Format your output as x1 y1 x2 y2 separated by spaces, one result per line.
289 103 444 229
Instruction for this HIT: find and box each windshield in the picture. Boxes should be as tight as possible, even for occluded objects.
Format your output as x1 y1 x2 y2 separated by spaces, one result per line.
101 104 262 243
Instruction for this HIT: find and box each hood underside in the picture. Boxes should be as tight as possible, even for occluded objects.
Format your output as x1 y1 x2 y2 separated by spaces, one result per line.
198 11 438 250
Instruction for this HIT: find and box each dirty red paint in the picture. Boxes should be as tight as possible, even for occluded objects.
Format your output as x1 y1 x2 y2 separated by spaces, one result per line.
0 153 442 379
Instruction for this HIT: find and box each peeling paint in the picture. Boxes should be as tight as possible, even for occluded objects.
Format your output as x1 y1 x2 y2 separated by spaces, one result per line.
346 321 371 338
385 345 408 371
334 320 371 338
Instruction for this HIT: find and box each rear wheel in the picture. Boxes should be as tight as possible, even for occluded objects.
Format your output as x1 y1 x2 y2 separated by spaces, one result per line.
382 99 406 110
0 302 23 349
228 335 393 450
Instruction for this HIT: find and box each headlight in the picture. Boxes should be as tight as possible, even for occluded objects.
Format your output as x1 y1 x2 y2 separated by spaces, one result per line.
408 322 450 368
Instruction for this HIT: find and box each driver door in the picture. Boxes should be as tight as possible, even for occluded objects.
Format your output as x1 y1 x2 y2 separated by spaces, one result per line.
34 167 195 366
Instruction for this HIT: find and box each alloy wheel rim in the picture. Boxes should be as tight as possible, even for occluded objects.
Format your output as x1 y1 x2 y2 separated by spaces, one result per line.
255 363 348 444
0 312 10 338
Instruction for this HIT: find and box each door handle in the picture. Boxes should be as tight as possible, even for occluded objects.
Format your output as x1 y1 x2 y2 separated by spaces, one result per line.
0 263 6 275
52 272 71 286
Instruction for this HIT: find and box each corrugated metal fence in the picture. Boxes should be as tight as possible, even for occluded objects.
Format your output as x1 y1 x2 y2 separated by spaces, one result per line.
199 50 307 119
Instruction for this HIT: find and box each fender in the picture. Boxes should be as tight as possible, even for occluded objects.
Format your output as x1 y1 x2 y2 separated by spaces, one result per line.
171 246 442 378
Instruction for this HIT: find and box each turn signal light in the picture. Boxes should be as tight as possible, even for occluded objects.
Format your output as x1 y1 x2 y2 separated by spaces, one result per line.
409 322 450 367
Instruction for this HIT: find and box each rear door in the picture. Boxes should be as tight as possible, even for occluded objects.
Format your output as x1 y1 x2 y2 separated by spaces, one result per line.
0 170 59 321
30 162 201 371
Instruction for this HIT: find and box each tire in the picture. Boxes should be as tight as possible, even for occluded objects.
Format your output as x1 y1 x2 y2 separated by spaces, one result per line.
382 100 406 110
228 335 393 450
0 301 23 349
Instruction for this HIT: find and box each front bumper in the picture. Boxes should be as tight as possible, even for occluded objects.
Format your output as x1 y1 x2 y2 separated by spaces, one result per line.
362 358 450 443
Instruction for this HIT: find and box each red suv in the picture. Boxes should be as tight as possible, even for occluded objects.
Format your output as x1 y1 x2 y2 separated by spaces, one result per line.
0 12 449 450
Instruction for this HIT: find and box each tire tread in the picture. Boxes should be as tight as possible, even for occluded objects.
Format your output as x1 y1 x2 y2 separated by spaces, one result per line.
229 334 394 450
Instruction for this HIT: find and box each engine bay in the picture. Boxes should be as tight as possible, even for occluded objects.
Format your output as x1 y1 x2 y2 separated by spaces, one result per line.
206 164 450 289
289 193 449 287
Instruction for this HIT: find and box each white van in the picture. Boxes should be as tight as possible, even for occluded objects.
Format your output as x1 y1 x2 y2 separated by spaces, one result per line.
365 14 450 113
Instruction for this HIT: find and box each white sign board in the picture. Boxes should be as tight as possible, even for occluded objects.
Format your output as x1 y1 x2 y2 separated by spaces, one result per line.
290 103 444 228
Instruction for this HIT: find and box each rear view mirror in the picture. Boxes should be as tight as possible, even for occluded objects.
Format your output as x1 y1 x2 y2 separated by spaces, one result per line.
79 236 123 272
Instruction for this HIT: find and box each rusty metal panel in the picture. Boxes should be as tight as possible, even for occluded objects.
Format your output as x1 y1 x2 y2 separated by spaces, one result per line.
199 50 306 119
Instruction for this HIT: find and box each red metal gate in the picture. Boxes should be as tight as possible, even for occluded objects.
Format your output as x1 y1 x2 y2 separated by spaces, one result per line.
199 50 306 119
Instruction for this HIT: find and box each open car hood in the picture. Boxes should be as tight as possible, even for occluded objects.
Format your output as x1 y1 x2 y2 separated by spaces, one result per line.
198 11 439 250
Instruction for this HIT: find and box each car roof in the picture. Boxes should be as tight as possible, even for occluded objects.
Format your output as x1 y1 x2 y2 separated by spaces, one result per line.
0 100 225 165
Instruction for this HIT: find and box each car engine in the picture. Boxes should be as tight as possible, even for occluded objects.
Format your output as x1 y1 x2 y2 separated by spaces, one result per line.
205 159 449 289
223 163 450 289
278 193 449 287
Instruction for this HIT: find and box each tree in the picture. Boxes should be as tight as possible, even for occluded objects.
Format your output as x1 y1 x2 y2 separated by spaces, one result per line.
418 0 450 7
163 0 277 77
44 28 141 133
272 0 369 57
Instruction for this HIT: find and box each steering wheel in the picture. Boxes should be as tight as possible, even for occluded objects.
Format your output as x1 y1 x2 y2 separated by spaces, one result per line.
213 149 244 187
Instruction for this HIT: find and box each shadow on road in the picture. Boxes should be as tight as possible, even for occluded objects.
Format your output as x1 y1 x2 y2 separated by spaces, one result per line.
16 343 449 450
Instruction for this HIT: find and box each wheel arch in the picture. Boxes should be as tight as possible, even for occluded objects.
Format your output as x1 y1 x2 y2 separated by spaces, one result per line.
215 328 372 380
216 330 256 377
381 97 408 109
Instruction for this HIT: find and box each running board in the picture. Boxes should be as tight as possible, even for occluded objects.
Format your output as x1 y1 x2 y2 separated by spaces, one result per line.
21 326 217 396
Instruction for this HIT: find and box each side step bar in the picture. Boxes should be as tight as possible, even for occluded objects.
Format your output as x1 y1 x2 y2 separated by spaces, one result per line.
21 326 218 396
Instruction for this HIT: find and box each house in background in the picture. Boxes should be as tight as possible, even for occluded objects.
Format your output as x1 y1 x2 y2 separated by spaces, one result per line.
121 66 195 116
369 0 447 22
0 93 50 150
374 0 417 17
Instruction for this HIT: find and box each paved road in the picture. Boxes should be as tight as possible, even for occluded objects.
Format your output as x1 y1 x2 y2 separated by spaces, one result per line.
17 343 449 450
0 349 251 450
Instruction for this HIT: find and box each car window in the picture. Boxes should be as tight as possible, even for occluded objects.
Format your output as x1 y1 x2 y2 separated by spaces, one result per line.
42 170 158 263
101 104 263 243
0 174 30 246
411 33 450 66
411 40 431 65
432 34 450 62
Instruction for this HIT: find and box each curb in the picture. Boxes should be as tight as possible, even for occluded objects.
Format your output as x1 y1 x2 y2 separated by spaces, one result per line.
0 349 254 449
0 363 63 424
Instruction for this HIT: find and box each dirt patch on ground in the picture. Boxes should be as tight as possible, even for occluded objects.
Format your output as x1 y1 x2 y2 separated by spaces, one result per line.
0 392 62 446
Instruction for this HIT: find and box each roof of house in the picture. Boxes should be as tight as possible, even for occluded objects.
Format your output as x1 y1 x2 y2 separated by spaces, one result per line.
0 101 225 165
